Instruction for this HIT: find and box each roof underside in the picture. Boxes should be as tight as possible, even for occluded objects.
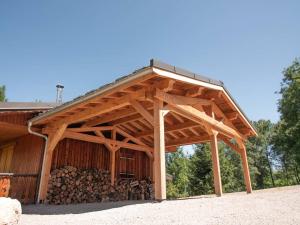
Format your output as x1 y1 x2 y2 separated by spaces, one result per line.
29 60 256 149
0 102 60 111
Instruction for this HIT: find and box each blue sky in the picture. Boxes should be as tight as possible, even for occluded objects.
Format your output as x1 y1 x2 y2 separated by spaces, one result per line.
0 0 299 123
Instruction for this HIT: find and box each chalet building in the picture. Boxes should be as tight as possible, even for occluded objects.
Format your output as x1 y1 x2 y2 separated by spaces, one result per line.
0 60 256 204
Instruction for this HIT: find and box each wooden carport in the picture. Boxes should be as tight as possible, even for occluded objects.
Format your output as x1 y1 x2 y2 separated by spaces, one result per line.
29 60 257 202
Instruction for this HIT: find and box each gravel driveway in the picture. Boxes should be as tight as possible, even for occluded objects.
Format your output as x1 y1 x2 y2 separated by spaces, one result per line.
21 185 300 225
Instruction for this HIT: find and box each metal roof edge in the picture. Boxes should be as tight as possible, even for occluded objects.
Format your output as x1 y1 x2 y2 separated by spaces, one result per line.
150 59 257 135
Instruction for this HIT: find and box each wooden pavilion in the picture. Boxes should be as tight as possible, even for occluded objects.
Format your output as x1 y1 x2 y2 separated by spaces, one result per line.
27 59 257 202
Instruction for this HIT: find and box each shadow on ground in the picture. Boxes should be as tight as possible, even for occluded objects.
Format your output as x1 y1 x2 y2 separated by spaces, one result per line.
22 200 155 215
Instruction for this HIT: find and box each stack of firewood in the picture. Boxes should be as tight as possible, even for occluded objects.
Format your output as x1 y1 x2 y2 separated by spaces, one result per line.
46 166 154 204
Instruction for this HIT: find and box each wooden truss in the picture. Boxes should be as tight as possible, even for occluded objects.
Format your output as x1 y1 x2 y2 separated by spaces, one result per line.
36 75 253 202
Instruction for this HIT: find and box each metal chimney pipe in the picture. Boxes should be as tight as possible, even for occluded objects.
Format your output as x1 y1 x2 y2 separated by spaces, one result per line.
56 84 64 103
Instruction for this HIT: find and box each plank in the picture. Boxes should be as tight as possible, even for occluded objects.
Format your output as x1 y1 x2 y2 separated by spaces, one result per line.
210 131 222 196
153 98 166 200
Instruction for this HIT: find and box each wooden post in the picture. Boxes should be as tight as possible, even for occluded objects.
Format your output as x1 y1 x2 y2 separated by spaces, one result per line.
110 149 116 186
38 124 67 202
241 144 252 193
210 130 222 196
153 98 166 200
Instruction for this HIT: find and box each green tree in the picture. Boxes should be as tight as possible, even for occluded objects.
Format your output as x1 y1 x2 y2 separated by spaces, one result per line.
246 120 276 189
0 85 6 102
272 59 300 184
188 144 214 195
166 147 189 199
219 142 244 192
189 143 245 195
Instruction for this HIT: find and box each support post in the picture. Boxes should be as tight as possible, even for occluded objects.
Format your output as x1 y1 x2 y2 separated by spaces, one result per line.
153 98 166 200
210 130 223 196
38 123 67 202
110 149 116 186
241 144 252 193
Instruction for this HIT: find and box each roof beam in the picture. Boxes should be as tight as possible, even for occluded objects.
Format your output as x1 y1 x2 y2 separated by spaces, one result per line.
134 120 197 138
64 130 153 153
166 134 210 147
185 86 205 97
53 90 146 126
154 89 244 142
129 99 154 126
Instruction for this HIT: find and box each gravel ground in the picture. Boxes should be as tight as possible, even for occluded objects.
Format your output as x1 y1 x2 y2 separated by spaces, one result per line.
21 185 300 225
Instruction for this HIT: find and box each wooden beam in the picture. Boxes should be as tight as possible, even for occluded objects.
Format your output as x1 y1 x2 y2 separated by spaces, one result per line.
166 104 243 141
211 102 246 139
218 134 242 154
38 123 67 202
241 143 252 193
155 89 247 144
156 89 212 107
68 126 114 132
166 134 210 147
110 150 116 185
84 107 137 127
94 130 114 151
134 120 197 138
185 86 205 97
170 111 184 123
210 130 222 196
54 90 146 126
153 98 166 200
115 127 147 147
130 99 154 126
32 71 156 125
227 112 239 120
154 79 175 92
63 130 153 153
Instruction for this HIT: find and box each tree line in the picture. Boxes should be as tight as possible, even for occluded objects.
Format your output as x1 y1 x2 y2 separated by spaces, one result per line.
166 59 300 199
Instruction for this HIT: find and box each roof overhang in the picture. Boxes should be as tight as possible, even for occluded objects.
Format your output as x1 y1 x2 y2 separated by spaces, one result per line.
29 59 257 141
0 121 28 143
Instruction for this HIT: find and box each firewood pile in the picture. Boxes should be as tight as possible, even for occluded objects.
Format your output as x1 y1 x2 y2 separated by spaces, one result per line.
46 166 154 204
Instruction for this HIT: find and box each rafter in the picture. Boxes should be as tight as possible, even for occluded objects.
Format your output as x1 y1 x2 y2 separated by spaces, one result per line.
84 107 137 127
166 134 210 147
134 120 197 138
68 126 114 132
130 99 154 126
155 89 244 143
154 79 175 92
185 86 205 97
115 127 148 147
54 90 147 126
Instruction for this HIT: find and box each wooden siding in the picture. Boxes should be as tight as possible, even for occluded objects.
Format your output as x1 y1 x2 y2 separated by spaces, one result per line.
116 149 150 180
52 139 151 180
0 111 39 126
51 138 110 171
0 143 15 172
9 134 44 204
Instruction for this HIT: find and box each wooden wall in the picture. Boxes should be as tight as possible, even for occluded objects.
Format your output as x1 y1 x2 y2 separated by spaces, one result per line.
52 139 151 181
52 138 110 171
116 149 151 180
9 134 44 204
0 111 151 203
0 111 39 126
